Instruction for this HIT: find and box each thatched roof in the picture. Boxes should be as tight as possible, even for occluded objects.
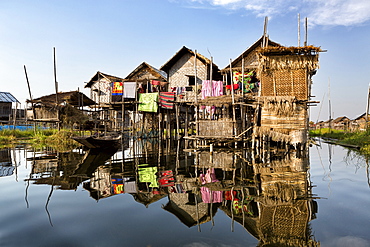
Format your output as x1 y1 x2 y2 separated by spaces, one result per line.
85 71 124 88
125 62 167 81
160 46 219 73
222 35 281 72
28 91 95 106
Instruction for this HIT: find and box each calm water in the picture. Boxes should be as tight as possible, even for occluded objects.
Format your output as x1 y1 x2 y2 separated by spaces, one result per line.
0 139 369 247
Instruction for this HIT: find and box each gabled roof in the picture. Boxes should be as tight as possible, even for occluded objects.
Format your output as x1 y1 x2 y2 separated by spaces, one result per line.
0 92 19 103
160 46 218 73
223 35 281 71
332 116 350 123
354 113 366 120
28 91 95 106
85 71 124 88
125 62 167 81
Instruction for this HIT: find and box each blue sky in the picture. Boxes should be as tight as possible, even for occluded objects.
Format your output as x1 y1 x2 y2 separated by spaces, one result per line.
1 0 370 121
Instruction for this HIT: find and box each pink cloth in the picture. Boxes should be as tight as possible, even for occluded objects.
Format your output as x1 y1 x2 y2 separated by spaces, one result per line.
202 80 224 99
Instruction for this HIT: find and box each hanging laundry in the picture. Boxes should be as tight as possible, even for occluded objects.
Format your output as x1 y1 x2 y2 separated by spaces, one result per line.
138 93 158 112
151 80 160 86
123 82 136 98
202 80 224 99
226 84 239 90
112 81 123 95
176 87 185 95
159 92 175 109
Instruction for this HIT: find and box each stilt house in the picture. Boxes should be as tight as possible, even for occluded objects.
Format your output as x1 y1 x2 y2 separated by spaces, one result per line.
27 91 95 127
0 92 19 121
255 44 321 147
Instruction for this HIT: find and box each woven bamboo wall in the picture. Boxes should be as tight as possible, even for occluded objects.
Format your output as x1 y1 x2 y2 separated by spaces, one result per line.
233 52 259 69
260 69 308 100
168 53 207 89
35 107 58 120
259 201 310 241
197 151 235 170
198 119 241 137
90 78 112 104
260 104 307 130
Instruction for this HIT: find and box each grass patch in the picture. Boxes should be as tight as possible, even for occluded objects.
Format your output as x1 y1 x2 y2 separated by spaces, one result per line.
0 128 80 152
310 128 370 155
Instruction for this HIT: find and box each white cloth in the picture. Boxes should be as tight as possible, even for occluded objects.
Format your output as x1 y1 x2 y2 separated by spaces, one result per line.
124 82 136 98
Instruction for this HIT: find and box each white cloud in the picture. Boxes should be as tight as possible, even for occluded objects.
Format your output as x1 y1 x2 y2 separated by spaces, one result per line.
306 0 370 26
188 0 370 26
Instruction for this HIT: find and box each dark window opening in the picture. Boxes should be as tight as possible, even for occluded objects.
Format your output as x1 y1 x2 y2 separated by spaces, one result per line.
188 76 195 86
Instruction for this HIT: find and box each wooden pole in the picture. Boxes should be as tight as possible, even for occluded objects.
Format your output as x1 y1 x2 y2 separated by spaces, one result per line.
53 47 60 130
194 50 199 138
241 57 245 97
298 13 301 47
229 59 235 104
366 83 370 128
263 16 268 48
328 77 332 131
176 103 180 139
210 56 213 96
24 65 36 120
304 17 308 46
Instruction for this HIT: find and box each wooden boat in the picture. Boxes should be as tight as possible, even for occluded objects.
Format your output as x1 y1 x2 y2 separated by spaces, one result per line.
72 132 121 149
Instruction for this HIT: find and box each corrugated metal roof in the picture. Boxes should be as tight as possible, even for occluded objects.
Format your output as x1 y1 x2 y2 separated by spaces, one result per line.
0 92 19 103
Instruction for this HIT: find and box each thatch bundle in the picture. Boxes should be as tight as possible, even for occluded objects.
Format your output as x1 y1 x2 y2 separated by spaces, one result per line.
262 96 300 117
253 126 292 143
256 46 321 78
196 95 242 107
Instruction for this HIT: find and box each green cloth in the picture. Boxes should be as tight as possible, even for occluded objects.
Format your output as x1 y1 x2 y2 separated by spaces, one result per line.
138 93 158 112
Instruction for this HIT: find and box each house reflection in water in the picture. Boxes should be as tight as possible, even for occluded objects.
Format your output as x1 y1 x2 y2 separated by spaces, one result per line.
188 148 319 246
0 148 15 177
24 141 319 246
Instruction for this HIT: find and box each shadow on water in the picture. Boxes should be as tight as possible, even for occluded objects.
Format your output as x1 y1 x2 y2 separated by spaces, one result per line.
8 137 325 247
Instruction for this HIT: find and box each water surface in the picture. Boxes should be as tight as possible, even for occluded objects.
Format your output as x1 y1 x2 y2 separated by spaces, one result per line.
0 141 369 247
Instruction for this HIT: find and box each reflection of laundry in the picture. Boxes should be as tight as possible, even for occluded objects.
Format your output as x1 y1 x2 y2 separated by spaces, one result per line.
199 168 223 203
124 181 137 193
111 178 124 194
138 165 158 187
201 187 223 203
200 168 218 184
0 165 14 177
159 170 175 187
